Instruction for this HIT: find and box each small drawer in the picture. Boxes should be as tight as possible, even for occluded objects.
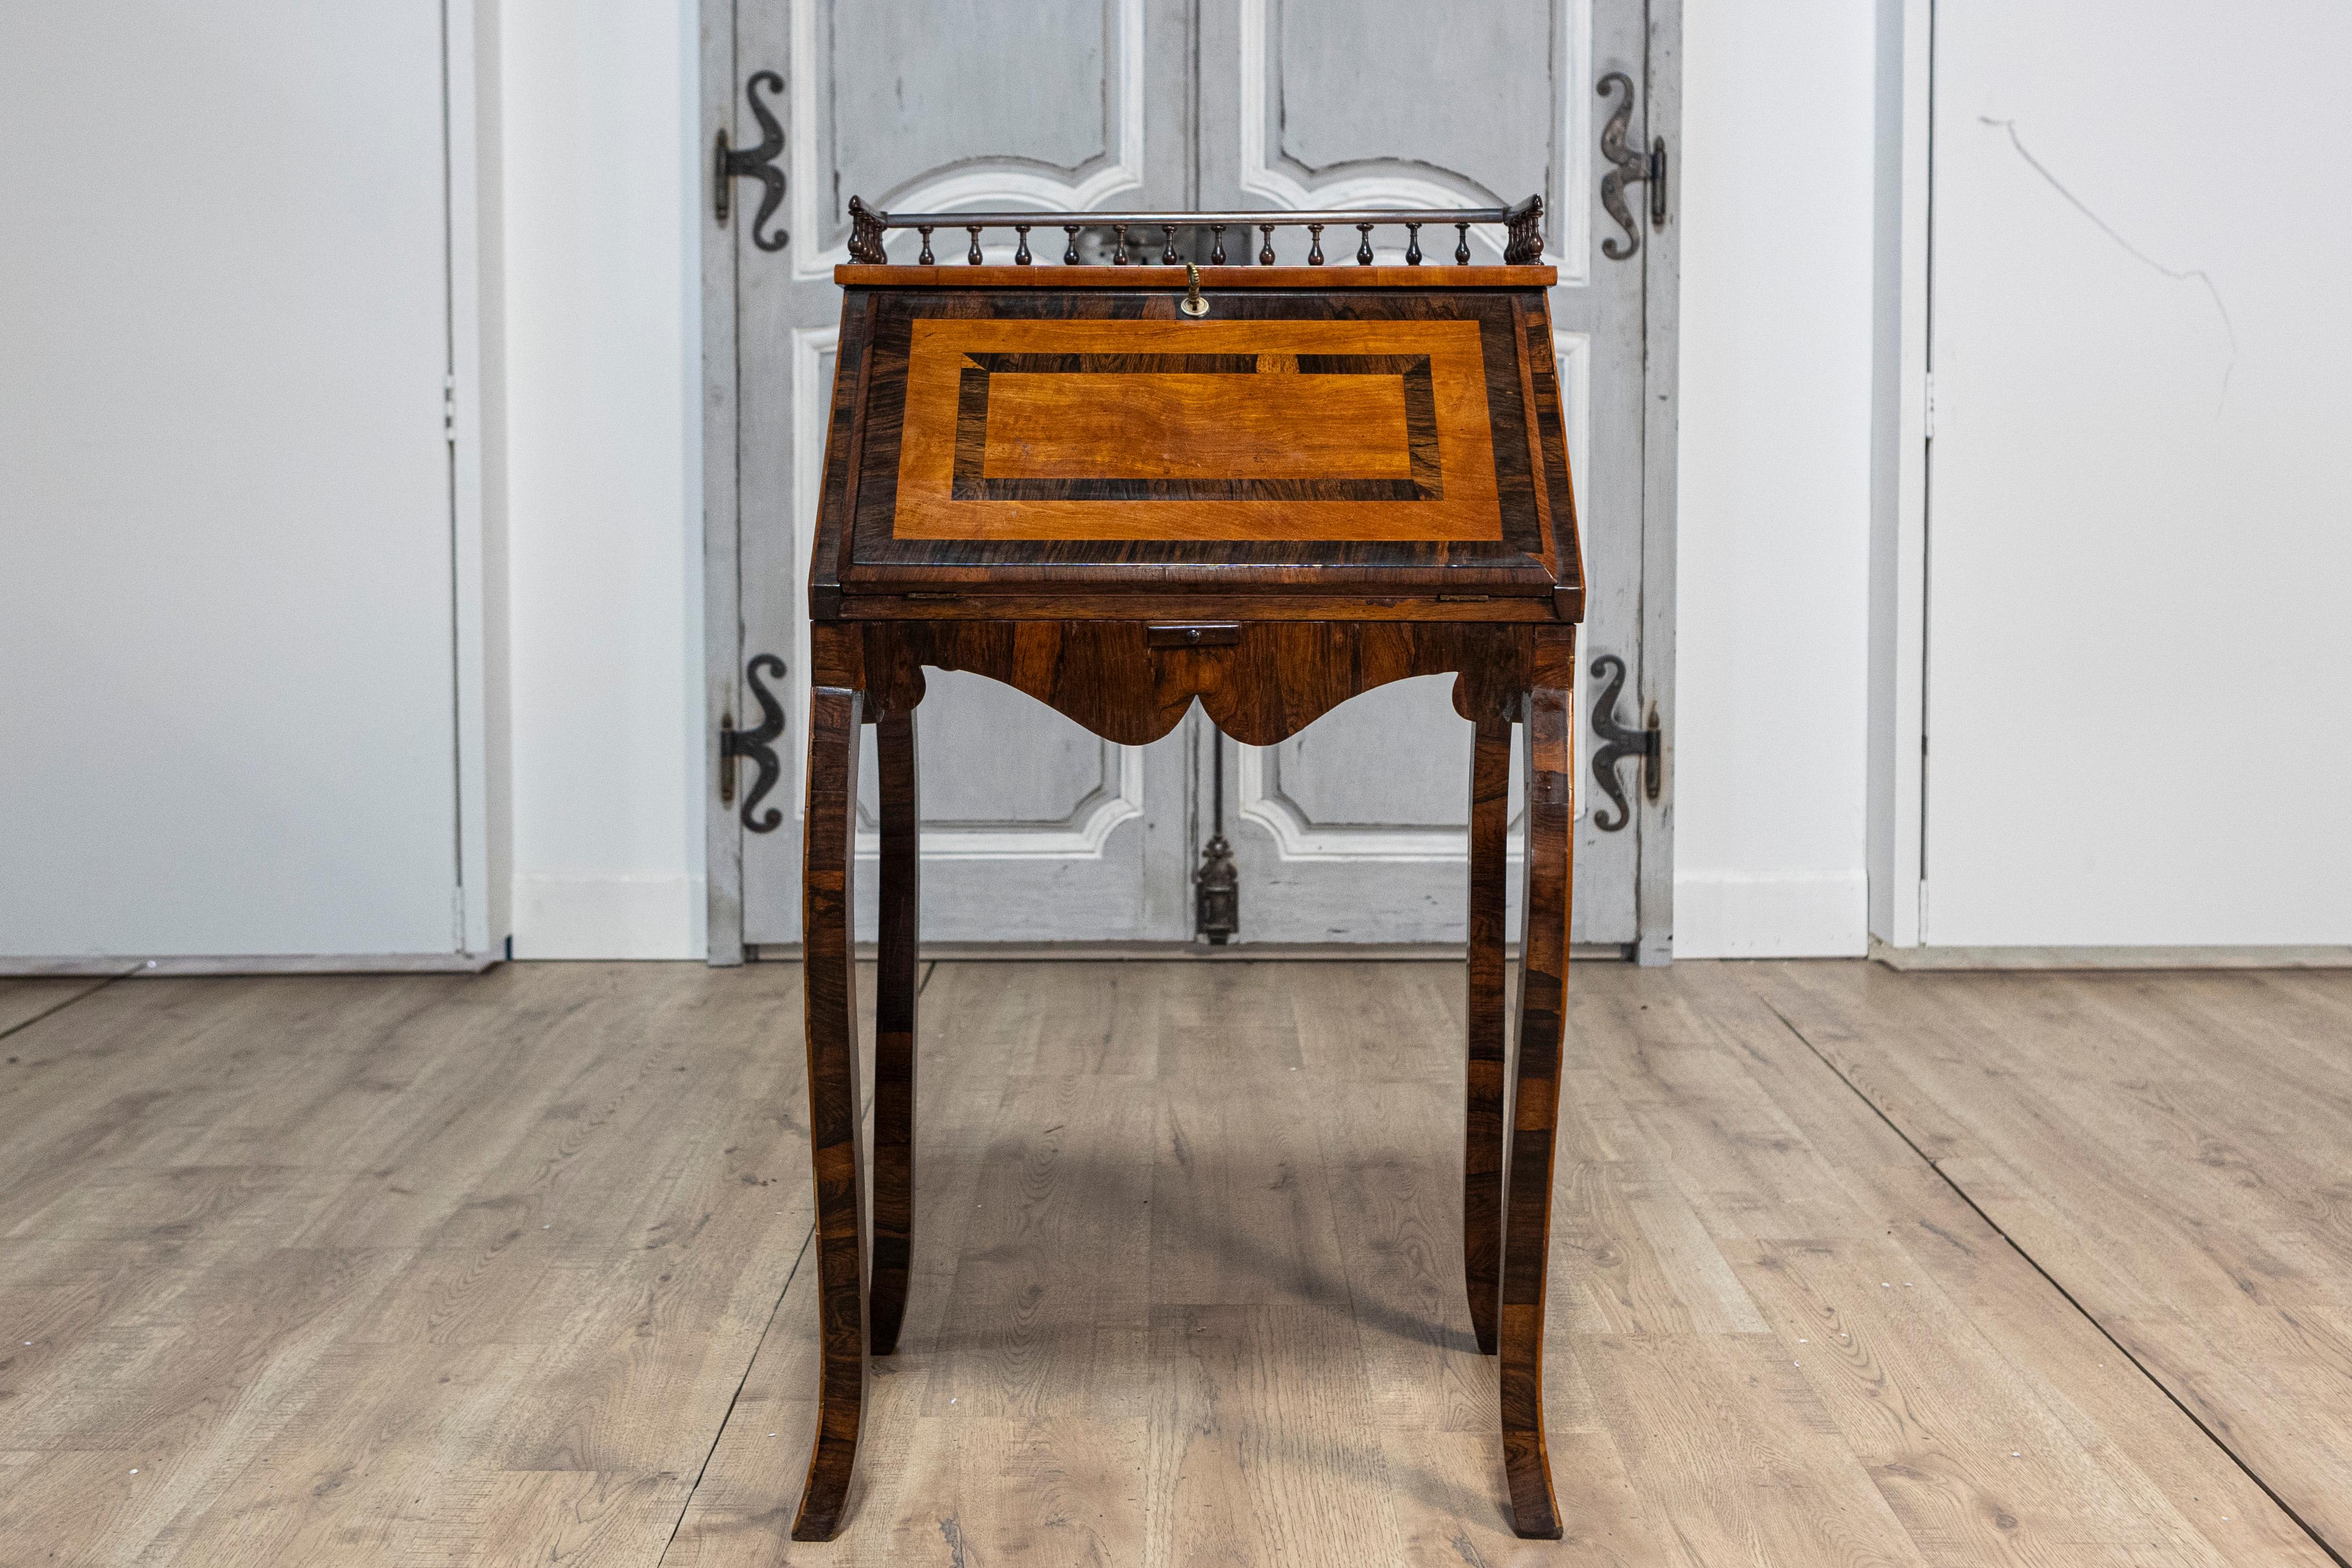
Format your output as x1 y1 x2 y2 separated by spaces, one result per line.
1146 622 1242 649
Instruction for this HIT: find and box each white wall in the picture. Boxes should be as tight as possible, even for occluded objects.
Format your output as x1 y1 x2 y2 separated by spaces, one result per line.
32 0 2291 964
495 0 1884 962
501 1 707 959
1671 0 1878 957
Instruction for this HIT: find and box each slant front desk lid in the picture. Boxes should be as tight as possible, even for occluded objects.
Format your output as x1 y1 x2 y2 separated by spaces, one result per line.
809 266 1584 622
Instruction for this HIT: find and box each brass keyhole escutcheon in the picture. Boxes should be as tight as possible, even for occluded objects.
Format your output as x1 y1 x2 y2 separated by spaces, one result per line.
1180 262 1210 317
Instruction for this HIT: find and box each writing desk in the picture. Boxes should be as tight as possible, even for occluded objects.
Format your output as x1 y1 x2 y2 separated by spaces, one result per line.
793 199 1582 1540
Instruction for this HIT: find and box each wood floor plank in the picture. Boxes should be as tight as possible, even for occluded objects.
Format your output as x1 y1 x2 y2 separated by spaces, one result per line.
0 961 811 1567
916 1074 1154 1421
1583 1331 1940 1568
671 961 1161 1568
1318 1074 1495 1434
1144 964 1350 1311
0 1447 156 1568
1143 1303 1404 1568
0 976 115 1038
658 1261 820 1567
7 957 2338 1566
1381 1426 1687 1568
458 1469 690 1567
0 975 469 1225
1685 963 2332 1568
1582 961 2333 1567
1754 959 2352 1560
1285 960 1460 1082
673 959 2322 1567
1733 1235 2215 1565
1149 1069 1352 1311
136 1341 514 1565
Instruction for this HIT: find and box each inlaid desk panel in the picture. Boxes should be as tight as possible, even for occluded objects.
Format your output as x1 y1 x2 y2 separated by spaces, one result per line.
811 271 1582 616
896 318 1499 541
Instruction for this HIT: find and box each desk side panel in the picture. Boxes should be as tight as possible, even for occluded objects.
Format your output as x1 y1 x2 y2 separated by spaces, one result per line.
808 290 876 618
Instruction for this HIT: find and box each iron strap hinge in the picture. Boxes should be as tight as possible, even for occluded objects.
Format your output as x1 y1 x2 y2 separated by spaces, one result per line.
1598 71 1668 260
714 70 787 252
1588 654 1661 833
720 653 787 832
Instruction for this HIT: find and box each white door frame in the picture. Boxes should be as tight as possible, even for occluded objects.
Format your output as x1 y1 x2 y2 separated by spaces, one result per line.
447 0 511 962
698 0 744 963
1634 0 1683 965
1867 0 1932 952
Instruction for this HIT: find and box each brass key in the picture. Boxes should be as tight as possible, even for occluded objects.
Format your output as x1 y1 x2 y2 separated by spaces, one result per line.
1180 262 1210 317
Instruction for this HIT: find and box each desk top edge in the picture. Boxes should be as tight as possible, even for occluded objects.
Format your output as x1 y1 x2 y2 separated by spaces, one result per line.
833 264 1559 290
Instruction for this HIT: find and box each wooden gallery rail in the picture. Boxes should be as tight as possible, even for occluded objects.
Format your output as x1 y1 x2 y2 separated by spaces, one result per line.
791 197 1580 1541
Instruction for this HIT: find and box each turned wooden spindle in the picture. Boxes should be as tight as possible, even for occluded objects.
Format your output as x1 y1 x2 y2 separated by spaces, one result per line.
840 194 1544 276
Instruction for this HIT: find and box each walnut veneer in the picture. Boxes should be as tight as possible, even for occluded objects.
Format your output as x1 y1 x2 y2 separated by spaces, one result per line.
792 255 1584 1541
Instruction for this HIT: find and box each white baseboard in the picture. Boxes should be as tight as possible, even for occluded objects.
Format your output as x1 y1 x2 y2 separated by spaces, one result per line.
1870 937 2352 971
0 953 499 977
1675 870 1869 959
512 872 705 960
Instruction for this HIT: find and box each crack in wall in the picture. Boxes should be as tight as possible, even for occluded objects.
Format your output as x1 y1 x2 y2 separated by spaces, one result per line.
1981 115 2237 409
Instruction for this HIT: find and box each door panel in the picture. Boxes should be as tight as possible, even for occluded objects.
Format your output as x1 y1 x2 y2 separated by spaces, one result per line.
826 3 1119 215
1195 0 1650 946
1921 1 2352 944
1 2 463 958
864 678 1126 830
1233 0 1560 219
1233 678 1531 943
714 0 1671 953
730 0 1194 944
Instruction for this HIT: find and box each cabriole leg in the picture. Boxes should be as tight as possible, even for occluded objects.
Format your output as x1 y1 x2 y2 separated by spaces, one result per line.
1464 714 1511 1356
1500 686 1571 1540
792 683 868 1542
869 708 921 1355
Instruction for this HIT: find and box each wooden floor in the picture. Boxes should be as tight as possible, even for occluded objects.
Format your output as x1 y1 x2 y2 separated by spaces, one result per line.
1 959 2347 1566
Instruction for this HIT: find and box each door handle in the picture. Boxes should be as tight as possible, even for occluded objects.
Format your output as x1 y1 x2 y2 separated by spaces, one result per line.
1597 71 1666 261
714 70 787 252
